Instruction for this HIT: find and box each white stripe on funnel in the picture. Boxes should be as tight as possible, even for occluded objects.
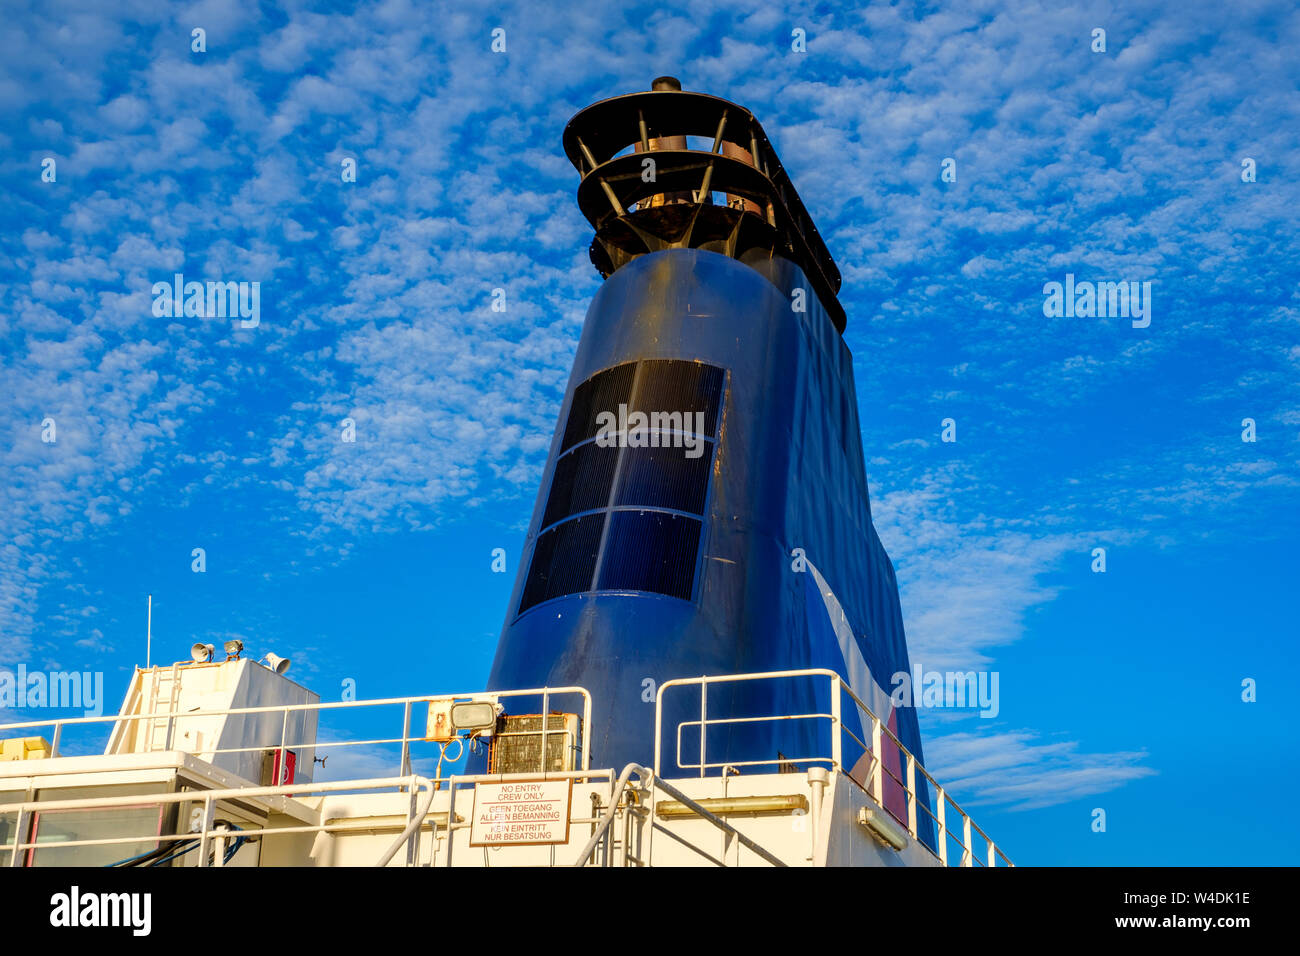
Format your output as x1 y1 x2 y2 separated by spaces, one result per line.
805 559 895 730
806 559 911 819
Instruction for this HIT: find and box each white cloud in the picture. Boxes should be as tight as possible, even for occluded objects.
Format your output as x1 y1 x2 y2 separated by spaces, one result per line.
924 729 1156 811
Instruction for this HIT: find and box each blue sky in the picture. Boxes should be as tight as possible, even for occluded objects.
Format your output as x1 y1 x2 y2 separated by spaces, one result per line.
2 0 1297 865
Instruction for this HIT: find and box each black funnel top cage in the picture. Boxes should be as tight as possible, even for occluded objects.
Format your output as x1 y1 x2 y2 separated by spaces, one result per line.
562 78 847 333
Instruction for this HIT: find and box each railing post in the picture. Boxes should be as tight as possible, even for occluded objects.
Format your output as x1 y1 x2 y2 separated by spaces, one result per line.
540 689 549 772
197 794 215 867
50 723 62 759
582 690 592 771
905 754 917 838
962 814 973 868
653 688 663 775
936 787 948 866
399 701 412 776
406 776 420 867
278 709 289 783
699 679 707 778
8 808 28 866
870 715 884 807
212 824 228 868
445 775 457 868
988 840 997 868
643 776 654 864
807 767 828 866
830 675 842 772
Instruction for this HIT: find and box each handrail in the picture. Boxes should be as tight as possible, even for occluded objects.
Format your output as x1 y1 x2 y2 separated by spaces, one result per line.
0 775 436 867
648 770 786 867
1 764 778 868
654 669 1013 867
572 763 785 868
571 763 646 866
0 682 594 775
374 775 435 867
2 669 1012 867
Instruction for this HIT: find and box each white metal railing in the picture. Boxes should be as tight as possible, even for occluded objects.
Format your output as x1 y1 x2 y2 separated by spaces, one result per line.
653 669 1013 867
0 762 787 870
572 763 785 868
0 682 596 868
0 671 1012 867
0 684 593 780
0 768 629 868
0 776 435 868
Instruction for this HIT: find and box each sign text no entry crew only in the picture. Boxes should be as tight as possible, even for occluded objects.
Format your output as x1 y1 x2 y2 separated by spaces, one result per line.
470 779 573 846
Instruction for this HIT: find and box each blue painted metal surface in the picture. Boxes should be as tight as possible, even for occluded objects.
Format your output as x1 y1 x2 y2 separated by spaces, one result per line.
486 247 931 837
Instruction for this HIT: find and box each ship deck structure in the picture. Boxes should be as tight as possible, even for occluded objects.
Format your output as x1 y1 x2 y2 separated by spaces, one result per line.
0 656 1008 867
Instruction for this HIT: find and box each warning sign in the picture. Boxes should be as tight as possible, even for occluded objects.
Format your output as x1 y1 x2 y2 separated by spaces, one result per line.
470 779 573 847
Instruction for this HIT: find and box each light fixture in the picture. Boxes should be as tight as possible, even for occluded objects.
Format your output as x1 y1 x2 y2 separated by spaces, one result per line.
858 806 909 851
223 639 244 660
190 643 215 663
263 652 291 675
426 697 500 742
450 701 498 734
656 794 810 818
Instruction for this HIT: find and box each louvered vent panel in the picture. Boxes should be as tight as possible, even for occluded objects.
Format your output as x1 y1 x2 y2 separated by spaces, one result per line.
596 511 702 600
541 441 620 529
518 513 605 614
519 360 725 616
613 445 713 514
560 361 636 451
632 360 724 438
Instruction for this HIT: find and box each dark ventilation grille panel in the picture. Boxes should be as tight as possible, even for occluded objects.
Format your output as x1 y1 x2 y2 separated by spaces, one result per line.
614 445 713 514
633 360 725 438
541 441 620 528
597 511 702 600
561 361 636 452
518 514 604 614
519 359 725 616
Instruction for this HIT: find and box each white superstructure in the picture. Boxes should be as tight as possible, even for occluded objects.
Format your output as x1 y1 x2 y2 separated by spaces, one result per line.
0 652 1011 868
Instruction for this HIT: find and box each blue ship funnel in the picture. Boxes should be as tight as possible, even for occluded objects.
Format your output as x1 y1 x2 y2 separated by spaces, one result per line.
486 81 928 829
